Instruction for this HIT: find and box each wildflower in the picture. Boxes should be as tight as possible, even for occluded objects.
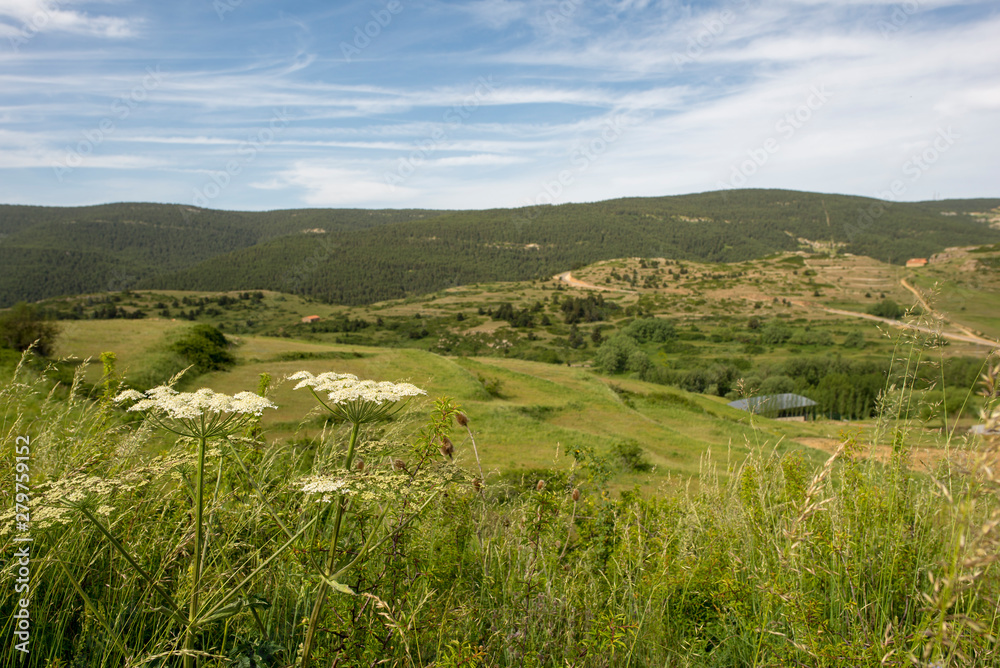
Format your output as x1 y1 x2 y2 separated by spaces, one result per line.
114 386 275 438
289 371 425 424
300 477 352 495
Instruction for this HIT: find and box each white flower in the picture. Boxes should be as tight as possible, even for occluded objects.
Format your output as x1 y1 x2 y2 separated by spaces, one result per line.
290 371 425 423
300 476 352 496
113 387 276 419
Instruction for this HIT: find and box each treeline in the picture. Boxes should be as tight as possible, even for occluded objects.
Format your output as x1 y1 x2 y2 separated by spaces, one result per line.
3 191 998 307
594 316 986 420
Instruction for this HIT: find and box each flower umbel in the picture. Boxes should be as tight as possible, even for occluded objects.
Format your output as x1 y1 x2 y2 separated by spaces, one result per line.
114 386 276 438
290 370 425 424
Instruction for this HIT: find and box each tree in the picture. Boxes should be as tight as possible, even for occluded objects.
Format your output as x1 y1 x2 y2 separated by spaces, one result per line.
622 317 676 343
171 324 235 373
0 302 59 356
867 299 905 319
594 334 641 374
761 321 792 345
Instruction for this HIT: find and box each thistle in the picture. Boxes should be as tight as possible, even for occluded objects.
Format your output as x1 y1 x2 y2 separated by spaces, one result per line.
440 435 455 459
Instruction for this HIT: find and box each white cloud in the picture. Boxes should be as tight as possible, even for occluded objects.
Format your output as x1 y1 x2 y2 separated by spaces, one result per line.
0 0 137 39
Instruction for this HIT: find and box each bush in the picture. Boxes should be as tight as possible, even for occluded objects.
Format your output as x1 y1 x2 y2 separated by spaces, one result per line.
867 298 906 319
842 330 866 348
0 302 59 357
612 440 653 472
759 375 795 395
594 334 641 374
171 324 236 373
622 317 676 343
761 321 792 345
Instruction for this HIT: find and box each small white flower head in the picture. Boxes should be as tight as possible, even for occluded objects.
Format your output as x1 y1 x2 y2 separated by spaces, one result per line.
113 386 276 437
290 370 425 424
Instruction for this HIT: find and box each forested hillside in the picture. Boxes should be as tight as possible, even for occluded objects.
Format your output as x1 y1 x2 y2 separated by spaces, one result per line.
2 190 997 306
0 204 439 306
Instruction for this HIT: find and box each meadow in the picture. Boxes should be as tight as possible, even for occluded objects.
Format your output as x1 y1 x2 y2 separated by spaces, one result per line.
2 247 1000 667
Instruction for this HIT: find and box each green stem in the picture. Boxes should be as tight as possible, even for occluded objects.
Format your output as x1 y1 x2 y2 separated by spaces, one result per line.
185 431 208 668
300 421 361 668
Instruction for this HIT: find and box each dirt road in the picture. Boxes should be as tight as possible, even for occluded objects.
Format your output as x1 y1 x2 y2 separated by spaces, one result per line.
790 300 999 349
554 271 634 293
899 278 997 346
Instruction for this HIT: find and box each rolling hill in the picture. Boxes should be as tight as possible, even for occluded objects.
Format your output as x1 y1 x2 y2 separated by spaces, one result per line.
2 190 998 307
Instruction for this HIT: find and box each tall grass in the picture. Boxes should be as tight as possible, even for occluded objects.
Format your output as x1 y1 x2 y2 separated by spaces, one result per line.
1 331 999 667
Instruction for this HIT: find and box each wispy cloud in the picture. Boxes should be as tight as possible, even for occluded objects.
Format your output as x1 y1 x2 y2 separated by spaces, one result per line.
0 0 138 39
0 0 996 210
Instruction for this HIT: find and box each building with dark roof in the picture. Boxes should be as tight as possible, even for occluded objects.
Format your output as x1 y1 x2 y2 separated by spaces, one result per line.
727 393 818 420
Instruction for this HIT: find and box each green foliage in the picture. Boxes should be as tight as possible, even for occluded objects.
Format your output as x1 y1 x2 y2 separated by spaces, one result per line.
4 345 1000 667
7 191 997 307
760 320 793 345
171 323 236 373
593 333 641 374
621 317 676 343
842 330 867 348
227 638 284 667
867 298 906 319
0 301 59 356
611 439 653 472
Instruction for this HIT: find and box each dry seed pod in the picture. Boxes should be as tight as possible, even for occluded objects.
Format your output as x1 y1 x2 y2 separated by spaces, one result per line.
440 436 454 460
536 479 546 492
456 412 469 427
572 488 580 502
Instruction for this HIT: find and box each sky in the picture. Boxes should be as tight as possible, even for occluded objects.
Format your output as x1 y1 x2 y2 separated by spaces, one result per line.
0 0 997 211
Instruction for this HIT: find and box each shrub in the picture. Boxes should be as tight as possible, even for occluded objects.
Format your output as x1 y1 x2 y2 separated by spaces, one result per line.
761 320 792 345
0 302 59 357
622 317 676 343
612 440 652 472
594 334 641 374
867 298 906 319
171 323 236 373
843 330 866 348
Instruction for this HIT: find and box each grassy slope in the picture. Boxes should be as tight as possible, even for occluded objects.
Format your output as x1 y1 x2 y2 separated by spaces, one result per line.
54 317 841 490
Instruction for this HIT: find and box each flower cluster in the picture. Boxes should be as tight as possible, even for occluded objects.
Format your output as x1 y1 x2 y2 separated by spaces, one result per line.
114 386 276 419
298 467 429 504
289 371 425 405
290 371 425 424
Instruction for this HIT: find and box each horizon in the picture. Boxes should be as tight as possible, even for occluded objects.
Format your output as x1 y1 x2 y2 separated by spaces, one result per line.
1 1 998 211
1 187 999 215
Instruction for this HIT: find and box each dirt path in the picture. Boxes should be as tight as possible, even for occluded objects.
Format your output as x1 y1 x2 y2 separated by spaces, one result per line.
555 271 634 293
798 436 998 471
797 437 948 470
790 299 999 350
899 278 996 345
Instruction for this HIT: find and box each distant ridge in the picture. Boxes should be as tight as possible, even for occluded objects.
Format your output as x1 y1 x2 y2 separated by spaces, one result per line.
1 189 997 307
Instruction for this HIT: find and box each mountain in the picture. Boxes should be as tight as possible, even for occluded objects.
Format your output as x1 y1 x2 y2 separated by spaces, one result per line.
1 190 998 307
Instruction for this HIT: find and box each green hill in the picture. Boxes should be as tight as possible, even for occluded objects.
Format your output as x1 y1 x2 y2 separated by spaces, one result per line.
2 190 998 307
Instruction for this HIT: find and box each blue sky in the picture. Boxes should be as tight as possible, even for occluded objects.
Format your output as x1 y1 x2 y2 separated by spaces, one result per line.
0 0 997 211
